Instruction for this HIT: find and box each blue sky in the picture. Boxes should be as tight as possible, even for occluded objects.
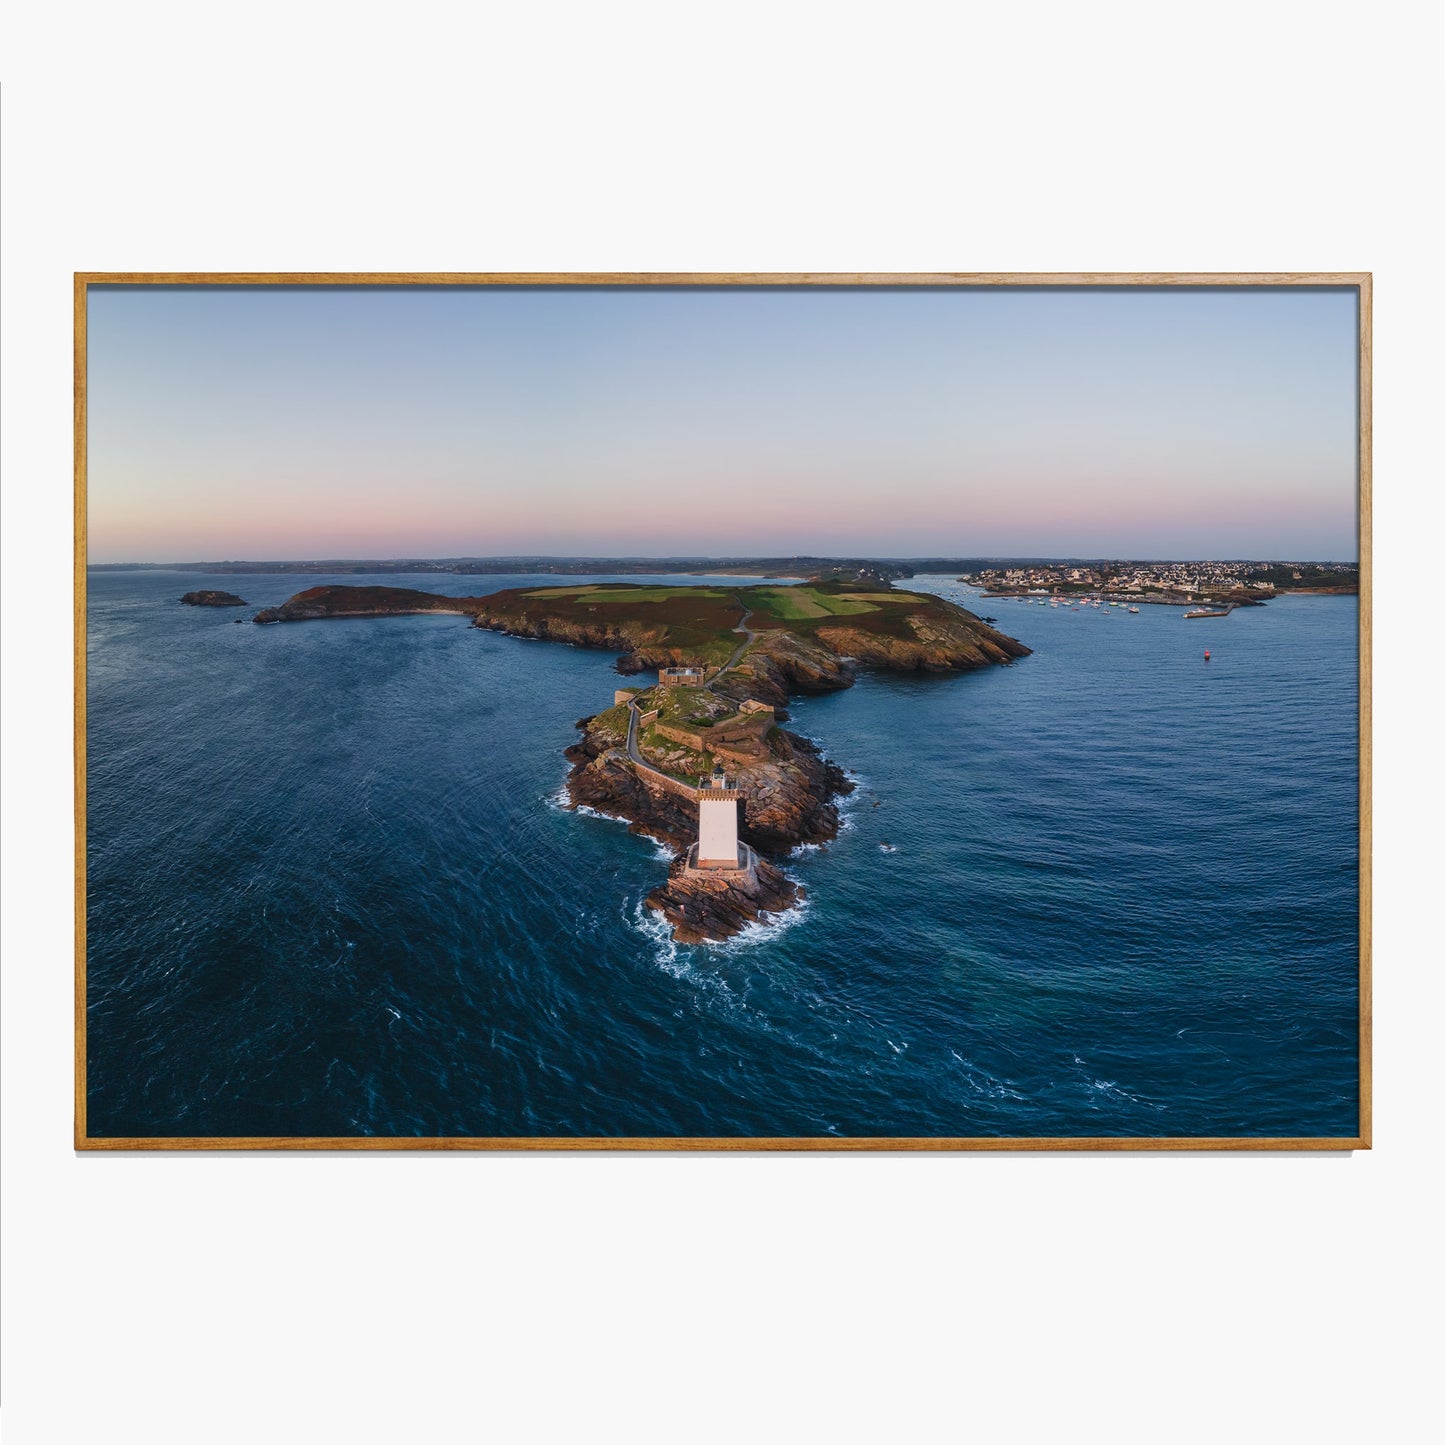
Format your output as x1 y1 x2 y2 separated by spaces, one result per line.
85 284 1361 562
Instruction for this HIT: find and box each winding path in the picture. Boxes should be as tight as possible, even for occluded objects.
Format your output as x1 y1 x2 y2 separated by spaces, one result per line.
712 605 757 684
625 698 675 782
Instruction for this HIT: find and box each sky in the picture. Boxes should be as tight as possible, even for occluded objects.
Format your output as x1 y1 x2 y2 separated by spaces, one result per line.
85 285 1361 563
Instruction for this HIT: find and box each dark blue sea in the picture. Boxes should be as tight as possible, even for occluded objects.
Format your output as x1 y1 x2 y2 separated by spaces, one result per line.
85 571 1360 1138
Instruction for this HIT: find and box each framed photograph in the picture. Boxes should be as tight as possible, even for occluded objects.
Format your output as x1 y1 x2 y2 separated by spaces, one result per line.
75 272 1370 1150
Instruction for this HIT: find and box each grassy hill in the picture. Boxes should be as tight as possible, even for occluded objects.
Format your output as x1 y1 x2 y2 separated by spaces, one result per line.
492 580 968 652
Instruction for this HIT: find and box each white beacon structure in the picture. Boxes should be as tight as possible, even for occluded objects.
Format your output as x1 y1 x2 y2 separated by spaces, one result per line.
695 765 742 869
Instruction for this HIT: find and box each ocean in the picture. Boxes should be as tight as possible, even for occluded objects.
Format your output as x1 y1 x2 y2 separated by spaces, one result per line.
84 570 1361 1138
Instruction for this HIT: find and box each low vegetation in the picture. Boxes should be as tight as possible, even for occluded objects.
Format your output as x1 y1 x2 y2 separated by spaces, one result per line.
750 586 885 621
481 578 992 659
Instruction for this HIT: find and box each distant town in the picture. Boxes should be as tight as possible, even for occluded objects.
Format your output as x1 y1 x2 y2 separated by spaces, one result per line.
961 559 1358 604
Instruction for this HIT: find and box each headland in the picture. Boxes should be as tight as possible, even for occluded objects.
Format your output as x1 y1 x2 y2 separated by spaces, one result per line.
253 585 489 623
243 578 1030 941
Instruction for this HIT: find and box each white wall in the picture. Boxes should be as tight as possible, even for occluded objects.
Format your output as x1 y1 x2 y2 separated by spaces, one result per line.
698 796 740 866
2 4 1441 1443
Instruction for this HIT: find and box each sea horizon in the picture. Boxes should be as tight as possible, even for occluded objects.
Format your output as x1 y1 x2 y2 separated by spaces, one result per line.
88 551 1363 567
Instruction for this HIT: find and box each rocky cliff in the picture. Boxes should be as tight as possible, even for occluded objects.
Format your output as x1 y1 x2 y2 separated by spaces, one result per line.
470 608 669 661
709 631 855 707
813 614 1030 671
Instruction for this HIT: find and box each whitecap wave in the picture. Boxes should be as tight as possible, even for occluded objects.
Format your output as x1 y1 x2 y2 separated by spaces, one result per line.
1070 1054 1164 1109
570 800 677 858
625 870 810 970
574 802 626 823
949 1050 1025 1100
834 774 867 833
704 886 812 951
626 900 748 1010
628 897 679 971
1083 1077 1162 1109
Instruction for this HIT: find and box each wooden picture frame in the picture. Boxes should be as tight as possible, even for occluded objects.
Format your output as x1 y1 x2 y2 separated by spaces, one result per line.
75 272 1371 1150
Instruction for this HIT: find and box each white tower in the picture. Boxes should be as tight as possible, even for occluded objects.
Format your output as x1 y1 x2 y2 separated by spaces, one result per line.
695 764 741 869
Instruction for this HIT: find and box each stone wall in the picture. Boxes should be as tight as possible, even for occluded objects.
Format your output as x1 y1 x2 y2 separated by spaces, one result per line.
635 765 700 803
653 711 768 755
710 738 768 764
654 721 708 750
710 715 769 744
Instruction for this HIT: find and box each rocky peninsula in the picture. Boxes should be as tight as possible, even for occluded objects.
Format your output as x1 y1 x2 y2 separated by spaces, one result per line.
242 579 1030 942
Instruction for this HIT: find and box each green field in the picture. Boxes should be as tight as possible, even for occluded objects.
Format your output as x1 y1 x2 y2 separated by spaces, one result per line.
752 587 829 619
752 586 881 621
811 592 881 616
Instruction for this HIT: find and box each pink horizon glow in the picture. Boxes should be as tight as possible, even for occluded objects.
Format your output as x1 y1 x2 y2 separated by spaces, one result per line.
85 286 1362 563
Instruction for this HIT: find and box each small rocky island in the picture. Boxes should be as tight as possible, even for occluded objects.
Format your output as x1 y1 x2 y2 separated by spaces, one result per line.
181 589 248 607
244 579 1030 942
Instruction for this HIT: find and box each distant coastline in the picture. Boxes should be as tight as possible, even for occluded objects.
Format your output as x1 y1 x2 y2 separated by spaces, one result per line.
90 553 1363 594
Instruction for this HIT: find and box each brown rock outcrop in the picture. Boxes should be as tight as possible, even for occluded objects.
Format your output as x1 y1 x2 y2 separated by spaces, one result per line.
813 613 1030 672
645 857 802 945
709 630 855 706
471 609 667 657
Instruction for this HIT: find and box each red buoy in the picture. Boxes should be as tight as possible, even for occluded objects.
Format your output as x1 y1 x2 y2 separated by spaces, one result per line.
1204 650 1210 661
